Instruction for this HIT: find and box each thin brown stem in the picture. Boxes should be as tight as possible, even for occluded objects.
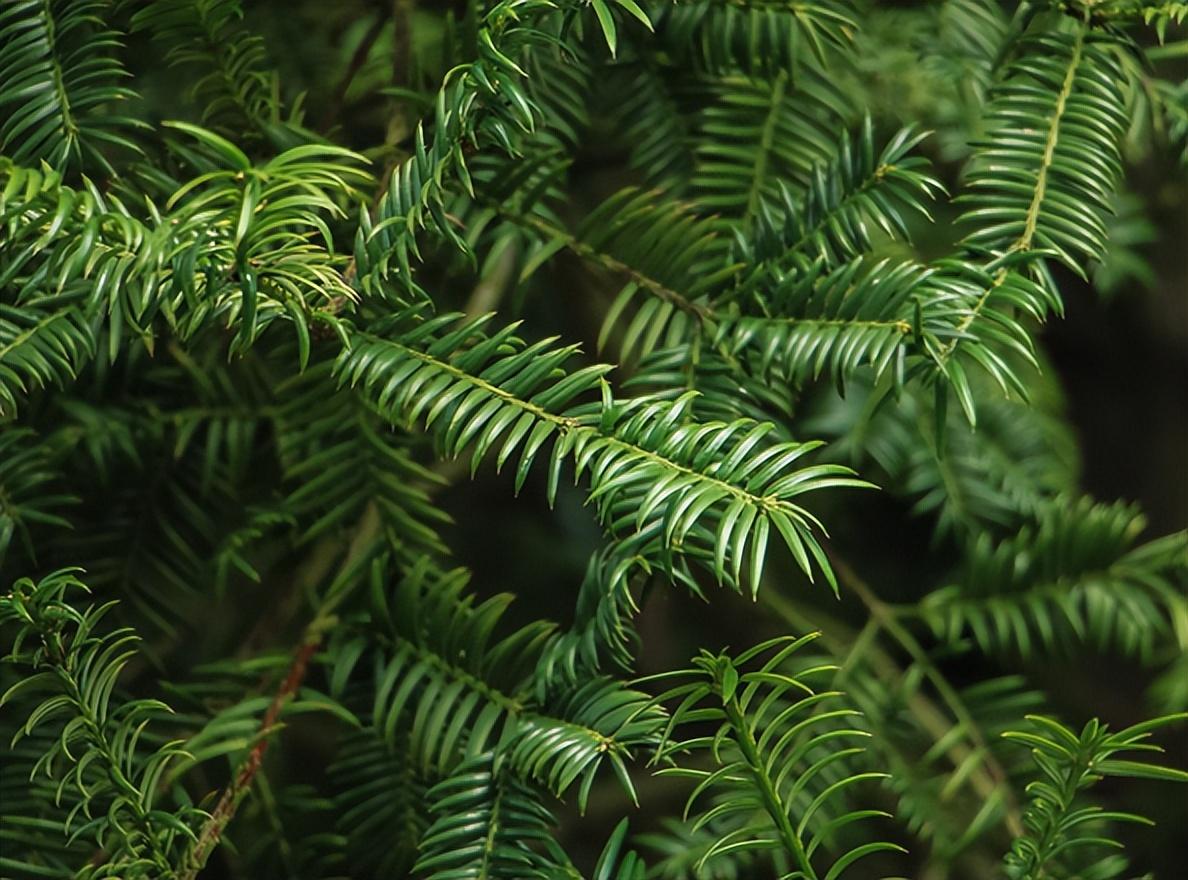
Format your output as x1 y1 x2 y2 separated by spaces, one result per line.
319 12 389 132
177 638 319 879
177 504 381 878
334 0 415 299
386 0 415 147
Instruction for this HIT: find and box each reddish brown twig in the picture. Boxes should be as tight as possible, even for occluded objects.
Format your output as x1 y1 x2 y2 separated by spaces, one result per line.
177 504 380 878
177 635 319 880
319 11 389 132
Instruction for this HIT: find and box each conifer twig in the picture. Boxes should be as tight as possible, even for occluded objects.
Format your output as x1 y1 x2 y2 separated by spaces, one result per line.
177 504 381 878
318 10 388 132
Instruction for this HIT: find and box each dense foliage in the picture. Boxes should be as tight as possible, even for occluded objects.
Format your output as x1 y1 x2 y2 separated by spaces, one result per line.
1 0 1186 878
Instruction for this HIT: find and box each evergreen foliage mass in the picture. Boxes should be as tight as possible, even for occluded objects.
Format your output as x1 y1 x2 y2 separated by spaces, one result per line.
1 0 1186 877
